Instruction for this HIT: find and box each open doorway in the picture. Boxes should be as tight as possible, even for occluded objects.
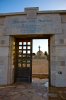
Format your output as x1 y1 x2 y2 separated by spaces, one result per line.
13 34 50 86
32 39 49 87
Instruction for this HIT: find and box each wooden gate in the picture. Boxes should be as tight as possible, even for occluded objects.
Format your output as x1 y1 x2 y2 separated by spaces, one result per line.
15 38 32 83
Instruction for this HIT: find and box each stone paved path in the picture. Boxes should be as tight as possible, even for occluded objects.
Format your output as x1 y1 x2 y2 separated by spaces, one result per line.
0 79 66 100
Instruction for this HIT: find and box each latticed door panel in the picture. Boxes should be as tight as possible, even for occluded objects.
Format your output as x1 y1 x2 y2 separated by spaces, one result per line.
15 39 32 82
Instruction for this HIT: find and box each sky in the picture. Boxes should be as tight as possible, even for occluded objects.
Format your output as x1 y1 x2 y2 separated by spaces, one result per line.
0 0 66 13
0 0 66 53
33 39 48 53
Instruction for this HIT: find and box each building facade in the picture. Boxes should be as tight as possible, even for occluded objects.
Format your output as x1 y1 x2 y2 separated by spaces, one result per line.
0 7 66 87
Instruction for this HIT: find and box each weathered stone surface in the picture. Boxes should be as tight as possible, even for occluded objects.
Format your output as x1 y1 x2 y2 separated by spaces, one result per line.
0 7 66 87
50 34 66 46
0 36 9 46
37 14 62 34
61 14 66 23
0 47 9 56
0 56 8 85
2 13 62 35
25 7 38 19
7 36 15 84
62 23 66 33
0 17 5 35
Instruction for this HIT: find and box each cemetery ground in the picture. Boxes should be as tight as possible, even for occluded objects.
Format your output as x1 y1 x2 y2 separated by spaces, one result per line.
0 78 66 100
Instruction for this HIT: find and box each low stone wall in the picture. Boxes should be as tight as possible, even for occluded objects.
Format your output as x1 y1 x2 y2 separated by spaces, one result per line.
32 74 48 79
32 58 48 77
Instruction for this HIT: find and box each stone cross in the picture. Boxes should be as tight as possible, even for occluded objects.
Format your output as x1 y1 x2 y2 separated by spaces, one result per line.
38 46 40 51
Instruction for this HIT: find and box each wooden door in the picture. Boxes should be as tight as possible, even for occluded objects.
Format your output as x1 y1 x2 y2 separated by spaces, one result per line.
15 38 32 83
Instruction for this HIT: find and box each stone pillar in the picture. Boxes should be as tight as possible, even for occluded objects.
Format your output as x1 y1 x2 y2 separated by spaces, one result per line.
50 35 56 86
50 34 66 87
0 35 15 85
0 36 9 85
7 36 15 84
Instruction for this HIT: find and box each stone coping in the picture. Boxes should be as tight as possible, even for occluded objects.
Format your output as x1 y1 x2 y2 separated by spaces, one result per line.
0 9 66 16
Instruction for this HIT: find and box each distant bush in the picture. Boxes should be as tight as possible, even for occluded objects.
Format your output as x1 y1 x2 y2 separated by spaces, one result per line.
44 51 49 60
32 53 36 56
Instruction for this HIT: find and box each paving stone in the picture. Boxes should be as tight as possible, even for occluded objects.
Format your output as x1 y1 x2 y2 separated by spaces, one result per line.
0 79 66 100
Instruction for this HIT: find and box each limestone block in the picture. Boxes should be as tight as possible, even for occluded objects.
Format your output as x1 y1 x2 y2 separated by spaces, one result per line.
51 71 56 86
48 36 66 89
55 77 66 87
7 65 14 84
50 46 66 56
50 34 66 46
25 7 39 12
3 15 27 35
54 34 64 45
25 7 38 19
55 70 66 87
7 36 15 84
26 10 37 19
50 60 56 70
0 36 9 46
0 56 8 67
50 56 66 87
50 59 56 86
51 56 66 63
8 55 14 84
3 13 62 35
50 61 56 76
0 56 8 85
37 14 62 34
0 17 5 35
61 14 66 23
62 23 66 33
55 46 66 56
55 60 66 68
62 33 66 44
0 26 4 35
64 38 66 44
0 16 5 25
0 69 7 84
50 35 55 47
50 62 66 87
0 47 9 56
50 46 55 56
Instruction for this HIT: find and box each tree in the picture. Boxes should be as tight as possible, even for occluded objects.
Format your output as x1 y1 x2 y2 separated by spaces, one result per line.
44 51 48 56
32 53 36 56
44 51 49 60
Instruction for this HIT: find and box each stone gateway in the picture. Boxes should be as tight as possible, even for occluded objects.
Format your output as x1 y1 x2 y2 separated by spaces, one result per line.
0 7 66 87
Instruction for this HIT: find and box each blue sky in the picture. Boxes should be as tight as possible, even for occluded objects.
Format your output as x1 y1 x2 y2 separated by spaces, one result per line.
0 0 66 13
0 0 66 53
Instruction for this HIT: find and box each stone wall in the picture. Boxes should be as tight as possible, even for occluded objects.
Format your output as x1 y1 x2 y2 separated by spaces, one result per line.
1 14 62 35
32 59 48 74
0 7 66 87
0 36 9 85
